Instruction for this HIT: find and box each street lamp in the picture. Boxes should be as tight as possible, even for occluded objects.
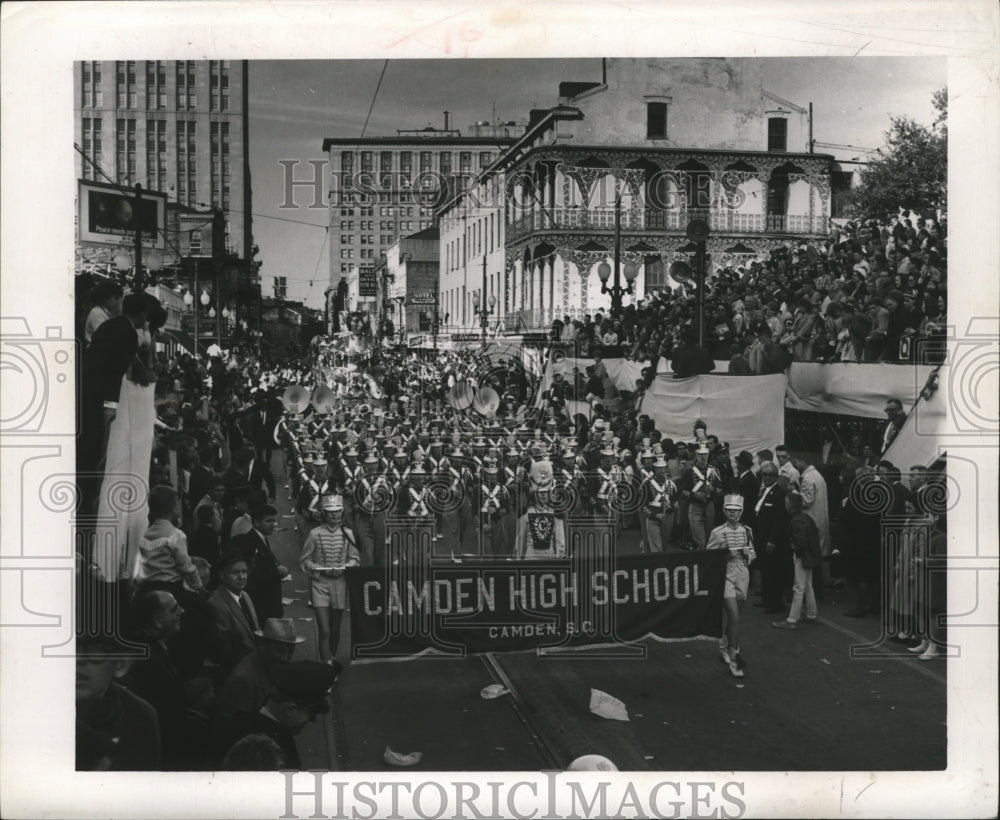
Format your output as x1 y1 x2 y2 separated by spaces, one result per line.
183 289 199 357
471 255 497 348
596 185 639 314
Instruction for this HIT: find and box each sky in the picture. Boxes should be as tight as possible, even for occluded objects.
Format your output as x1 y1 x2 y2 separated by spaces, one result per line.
248 57 946 308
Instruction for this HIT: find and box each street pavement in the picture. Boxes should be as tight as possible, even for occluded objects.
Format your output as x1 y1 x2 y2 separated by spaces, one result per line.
264 460 946 772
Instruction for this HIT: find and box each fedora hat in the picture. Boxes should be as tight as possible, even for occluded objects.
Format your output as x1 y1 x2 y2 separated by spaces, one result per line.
254 617 306 645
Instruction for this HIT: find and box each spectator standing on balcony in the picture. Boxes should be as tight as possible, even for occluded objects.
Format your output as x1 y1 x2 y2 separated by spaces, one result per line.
561 318 577 344
791 298 818 362
727 343 752 375
670 327 714 378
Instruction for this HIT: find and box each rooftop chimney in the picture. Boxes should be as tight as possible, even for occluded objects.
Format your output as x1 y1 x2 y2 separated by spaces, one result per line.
444 110 450 132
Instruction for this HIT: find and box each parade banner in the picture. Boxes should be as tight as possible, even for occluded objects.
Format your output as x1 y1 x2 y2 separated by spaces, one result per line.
641 372 787 455
346 551 727 661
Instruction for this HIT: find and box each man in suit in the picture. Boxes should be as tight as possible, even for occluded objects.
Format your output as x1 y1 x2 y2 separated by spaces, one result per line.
752 461 789 614
77 292 150 516
215 660 337 770
734 451 760 527
208 549 260 674
225 447 276 506
242 389 282 467
231 504 286 623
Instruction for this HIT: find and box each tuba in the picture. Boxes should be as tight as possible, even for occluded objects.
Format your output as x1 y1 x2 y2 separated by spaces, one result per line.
311 385 337 415
281 384 311 414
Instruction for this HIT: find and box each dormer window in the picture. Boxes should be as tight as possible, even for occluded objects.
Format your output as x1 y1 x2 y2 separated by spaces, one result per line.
767 117 788 152
646 101 668 139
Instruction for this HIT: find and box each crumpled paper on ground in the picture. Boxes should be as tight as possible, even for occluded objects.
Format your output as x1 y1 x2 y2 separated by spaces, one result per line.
589 689 629 721
480 684 509 699
384 746 423 766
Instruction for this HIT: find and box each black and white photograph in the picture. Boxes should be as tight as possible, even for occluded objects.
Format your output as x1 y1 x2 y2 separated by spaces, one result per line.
1 2 997 818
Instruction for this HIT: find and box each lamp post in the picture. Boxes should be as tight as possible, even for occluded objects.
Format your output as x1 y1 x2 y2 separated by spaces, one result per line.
596 184 639 315
667 218 711 347
183 288 197 357
471 255 497 348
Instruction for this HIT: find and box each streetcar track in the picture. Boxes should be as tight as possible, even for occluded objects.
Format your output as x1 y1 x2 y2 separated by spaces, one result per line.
481 652 566 770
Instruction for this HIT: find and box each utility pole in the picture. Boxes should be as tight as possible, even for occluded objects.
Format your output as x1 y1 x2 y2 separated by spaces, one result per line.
133 183 144 291
809 103 814 154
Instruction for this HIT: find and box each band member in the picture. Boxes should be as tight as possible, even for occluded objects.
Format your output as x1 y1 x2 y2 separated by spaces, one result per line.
679 444 722 549
352 455 389 566
299 495 360 665
473 458 513 557
642 458 679 553
706 494 756 678
514 461 566 559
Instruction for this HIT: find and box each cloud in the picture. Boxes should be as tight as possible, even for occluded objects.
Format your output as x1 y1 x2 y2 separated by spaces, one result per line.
249 97 365 127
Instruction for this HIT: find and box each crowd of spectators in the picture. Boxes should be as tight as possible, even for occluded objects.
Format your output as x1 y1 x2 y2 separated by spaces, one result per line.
71 206 948 769
548 213 947 372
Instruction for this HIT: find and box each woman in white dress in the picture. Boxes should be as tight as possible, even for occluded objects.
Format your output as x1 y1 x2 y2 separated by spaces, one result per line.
94 296 166 581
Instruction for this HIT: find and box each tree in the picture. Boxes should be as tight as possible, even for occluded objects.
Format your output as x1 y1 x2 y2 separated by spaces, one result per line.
848 88 946 221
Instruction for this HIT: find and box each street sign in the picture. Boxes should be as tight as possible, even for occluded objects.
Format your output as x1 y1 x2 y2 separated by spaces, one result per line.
358 266 378 297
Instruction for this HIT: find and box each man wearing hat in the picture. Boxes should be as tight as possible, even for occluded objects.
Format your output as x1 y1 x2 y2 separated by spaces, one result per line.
211 617 310 762
472 457 512 557
590 447 625 536
679 444 722 550
553 447 585 520
300 495 360 665
439 446 474 555
209 549 261 674
706 494 757 678
514 461 566 559
642 458 679 553
216 660 337 770
352 455 389 566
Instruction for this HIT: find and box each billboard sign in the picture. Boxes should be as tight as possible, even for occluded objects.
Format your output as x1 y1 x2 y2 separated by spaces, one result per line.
358 265 378 297
78 179 166 249
409 291 436 305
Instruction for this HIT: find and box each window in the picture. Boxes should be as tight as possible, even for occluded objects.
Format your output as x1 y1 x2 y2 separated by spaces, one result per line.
420 151 432 174
177 120 196 205
115 118 136 182
145 61 167 109
459 152 471 173
146 120 167 190
361 151 373 172
440 152 452 175
767 118 788 152
190 230 202 254
647 102 667 139
480 151 493 169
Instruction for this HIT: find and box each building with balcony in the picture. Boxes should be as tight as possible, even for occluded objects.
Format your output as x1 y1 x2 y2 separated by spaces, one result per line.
438 58 835 331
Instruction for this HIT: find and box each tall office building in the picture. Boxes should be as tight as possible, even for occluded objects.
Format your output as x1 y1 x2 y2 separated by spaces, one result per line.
74 60 252 264
321 119 524 292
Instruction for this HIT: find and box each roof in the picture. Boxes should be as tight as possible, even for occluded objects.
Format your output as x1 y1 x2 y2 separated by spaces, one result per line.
559 81 603 99
322 136 517 151
762 90 808 113
407 225 440 240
